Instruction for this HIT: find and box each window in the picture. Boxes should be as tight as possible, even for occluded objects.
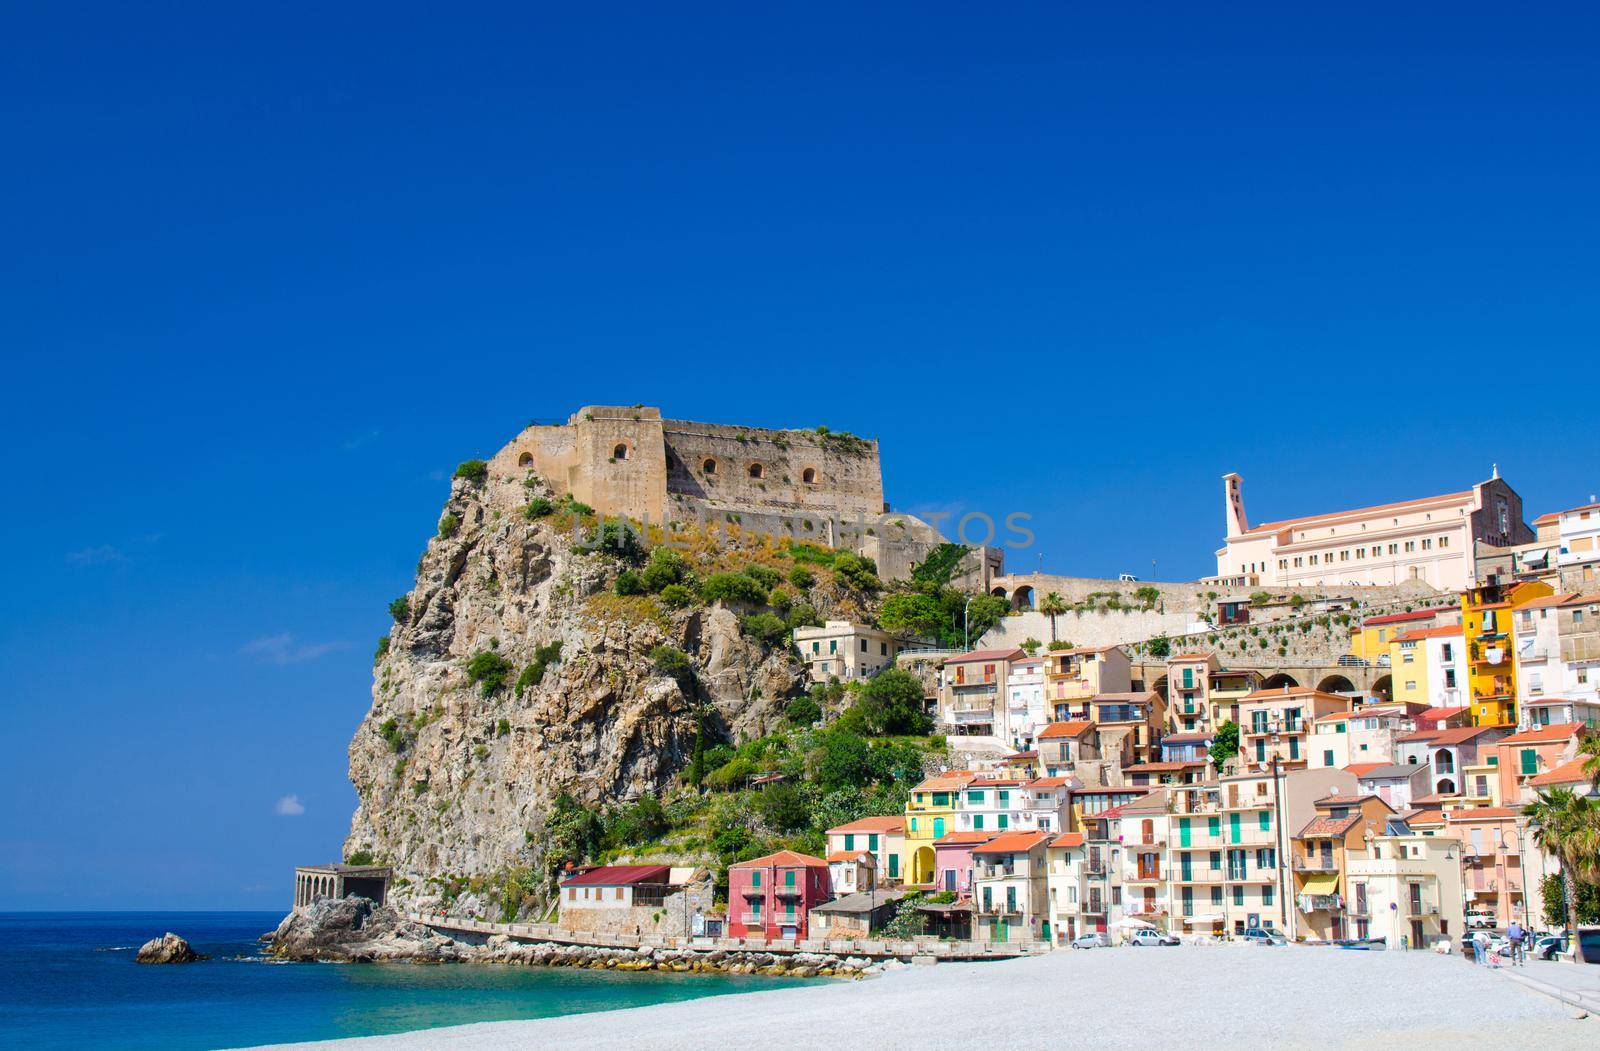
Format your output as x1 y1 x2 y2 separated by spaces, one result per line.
1310 554 1319 565
1258 811 1271 831
751 870 761 888
1262 885 1274 907
1422 538 1433 550
974 815 984 830
868 834 879 850
844 834 855 850
1388 544 1398 555
747 462 765 479
612 442 630 460
1233 886 1245 906
1521 749 1539 776
801 467 818 484
1404 541 1416 553
701 458 717 474
1323 749 1335 766
1440 536 1449 548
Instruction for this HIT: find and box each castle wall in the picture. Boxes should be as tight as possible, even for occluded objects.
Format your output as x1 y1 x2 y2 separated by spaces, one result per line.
496 407 669 524
661 420 883 518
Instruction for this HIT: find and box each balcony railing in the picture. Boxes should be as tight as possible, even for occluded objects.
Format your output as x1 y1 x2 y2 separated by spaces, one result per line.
1294 857 1338 873
1127 868 1163 883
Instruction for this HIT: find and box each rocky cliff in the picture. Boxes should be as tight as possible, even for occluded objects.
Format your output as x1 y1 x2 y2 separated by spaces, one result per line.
344 461 810 916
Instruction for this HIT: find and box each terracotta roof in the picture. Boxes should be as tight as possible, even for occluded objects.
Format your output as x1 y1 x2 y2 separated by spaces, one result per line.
1394 625 1466 641
1446 807 1519 822
971 830 1053 855
733 850 827 869
1047 645 1122 657
1357 763 1426 779
1168 652 1213 661
1243 488 1476 536
1534 511 1560 526
1027 776 1073 788
1316 707 1404 723
1162 731 1214 744
1529 757 1593 787
1298 815 1361 838
1408 793 1456 806
1344 762 1388 777
1499 724 1585 745
827 816 905 835
912 775 974 793
944 647 1025 664
1050 832 1086 848
1405 809 1446 827
1316 794 1377 806
1400 725 1494 745
561 864 671 887
1559 592 1600 607
826 850 873 864
1037 720 1094 739
1364 607 1458 627
934 831 994 847
1551 501 1600 518
1005 750 1038 760
1414 706 1469 725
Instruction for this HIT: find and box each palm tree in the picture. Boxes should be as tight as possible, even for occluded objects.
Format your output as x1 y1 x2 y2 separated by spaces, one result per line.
1579 733 1600 788
1039 592 1068 643
1522 788 1600 960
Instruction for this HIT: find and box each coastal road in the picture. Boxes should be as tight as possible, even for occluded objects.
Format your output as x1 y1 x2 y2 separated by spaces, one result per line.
252 943 1594 1051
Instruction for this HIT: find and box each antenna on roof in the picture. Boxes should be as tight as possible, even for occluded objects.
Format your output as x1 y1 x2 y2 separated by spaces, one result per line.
1491 463 1499 479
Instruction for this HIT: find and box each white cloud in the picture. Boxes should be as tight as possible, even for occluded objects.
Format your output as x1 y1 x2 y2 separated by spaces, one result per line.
274 794 306 817
66 544 127 566
242 633 347 665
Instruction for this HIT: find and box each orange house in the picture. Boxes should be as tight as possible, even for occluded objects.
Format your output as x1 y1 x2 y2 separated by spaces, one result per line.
1493 723 1588 805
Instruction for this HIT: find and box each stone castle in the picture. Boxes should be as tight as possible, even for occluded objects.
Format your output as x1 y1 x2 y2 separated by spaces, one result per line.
494 406 998 585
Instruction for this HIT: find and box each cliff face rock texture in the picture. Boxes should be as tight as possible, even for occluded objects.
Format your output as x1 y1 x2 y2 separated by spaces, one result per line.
344 460 804 913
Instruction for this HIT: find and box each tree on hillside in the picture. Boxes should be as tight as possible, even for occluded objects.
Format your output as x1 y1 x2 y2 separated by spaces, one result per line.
1209 721 1240 772
1038 592 1068 642
849 668 932 736
1524 789 1600 959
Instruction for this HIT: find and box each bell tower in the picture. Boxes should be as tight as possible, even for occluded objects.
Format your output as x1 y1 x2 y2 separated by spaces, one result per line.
1223 472 1249 537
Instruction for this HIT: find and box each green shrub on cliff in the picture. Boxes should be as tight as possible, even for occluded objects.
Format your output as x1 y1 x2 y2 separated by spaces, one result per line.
614 569 645 596
648 644 692 681
700 572 768 604
657 583 695 609
523 496 555 519
787 566 815 590
640 547 689 591
740 611 787 645
388 596 410 622
374 635 391 662
514 642 564 695
577 520 644 562
453 459 488 484
438 513 461 539
466 650 514 695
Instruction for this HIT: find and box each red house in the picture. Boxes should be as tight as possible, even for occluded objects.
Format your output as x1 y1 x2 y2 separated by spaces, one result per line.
727 850 832 941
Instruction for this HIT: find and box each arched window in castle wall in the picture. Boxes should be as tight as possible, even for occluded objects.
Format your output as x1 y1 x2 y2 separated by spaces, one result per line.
748 462 765 479
612 442 630 461
801 467 818 485
518 452 534 467
702 458 717 475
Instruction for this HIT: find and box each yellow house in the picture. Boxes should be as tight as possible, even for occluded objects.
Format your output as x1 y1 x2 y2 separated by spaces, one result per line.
1349 607 1456 664
1389 630 1430 707
904 774 972 886
1462 580 1552 727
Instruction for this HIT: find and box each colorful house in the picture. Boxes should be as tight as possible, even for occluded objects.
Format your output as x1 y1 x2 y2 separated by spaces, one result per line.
1237 686 1352 770
939 647 1025 741
1462 578 1553 727
1166 652 1219 732
1044 831 1088 943
1290 794 1395 941
825 815 905 885
1443 807 1527 929
726 850 832 941
932 830 992 895
1036 719 1097 776
1344 833 1465 950
1493 723 1588 805
904 774 973 885
971 830 1054 944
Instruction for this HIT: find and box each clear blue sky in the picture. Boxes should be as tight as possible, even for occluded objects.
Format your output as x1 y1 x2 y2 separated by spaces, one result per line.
3 3 1597 909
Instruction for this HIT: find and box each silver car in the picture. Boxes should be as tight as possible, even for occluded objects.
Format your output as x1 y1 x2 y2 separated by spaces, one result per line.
1071 932 1110 949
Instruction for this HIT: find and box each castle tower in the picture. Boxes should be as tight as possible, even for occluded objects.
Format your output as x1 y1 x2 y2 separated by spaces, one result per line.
1223 472 1249 537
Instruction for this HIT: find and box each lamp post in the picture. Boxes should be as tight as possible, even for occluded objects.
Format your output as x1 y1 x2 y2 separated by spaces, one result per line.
963 595 974 651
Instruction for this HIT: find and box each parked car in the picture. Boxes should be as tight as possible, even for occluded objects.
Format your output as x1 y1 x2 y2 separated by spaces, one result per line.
1241 927 1286 946
1533 935 1568 961
1128 929 1180 947
1465 910 1497 929
1071 932 1110 949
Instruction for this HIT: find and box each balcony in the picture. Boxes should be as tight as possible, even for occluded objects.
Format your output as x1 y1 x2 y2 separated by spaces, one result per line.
1124 904 1167 918
1083 899 1107 914
1127 868 1164 883
1172 868 1225 884
1294 856 1338 873
951 707 996 724
977 899 1022 915
738 913 765 926
774 885 803 898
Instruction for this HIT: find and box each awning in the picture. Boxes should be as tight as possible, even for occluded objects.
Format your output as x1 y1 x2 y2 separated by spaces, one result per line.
1300 873 1339 895
1183 913 1225 924
1520 548 1551 567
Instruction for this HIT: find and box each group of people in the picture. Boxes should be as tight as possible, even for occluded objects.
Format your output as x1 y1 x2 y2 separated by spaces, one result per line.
1469 921 1529 966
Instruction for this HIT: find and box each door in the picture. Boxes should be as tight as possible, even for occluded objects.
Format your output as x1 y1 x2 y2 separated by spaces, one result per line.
1229 813 1241 844
1179 818 1192 848
933 817 946 839
1180 854 1193 881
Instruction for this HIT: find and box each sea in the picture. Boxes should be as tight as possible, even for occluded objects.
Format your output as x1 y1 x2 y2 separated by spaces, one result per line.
0 912 804 1050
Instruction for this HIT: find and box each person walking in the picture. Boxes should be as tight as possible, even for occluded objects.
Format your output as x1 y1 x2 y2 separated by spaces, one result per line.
1506 921 1526 966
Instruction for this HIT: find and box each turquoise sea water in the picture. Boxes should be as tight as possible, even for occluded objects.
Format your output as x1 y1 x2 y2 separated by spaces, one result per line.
0 913 804 1049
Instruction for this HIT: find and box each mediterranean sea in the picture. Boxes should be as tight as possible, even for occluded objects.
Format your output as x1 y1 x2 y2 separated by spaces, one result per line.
0 912 804 1049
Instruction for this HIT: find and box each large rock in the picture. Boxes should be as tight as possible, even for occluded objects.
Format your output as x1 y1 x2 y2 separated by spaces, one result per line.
136 932 207 964
268 896 468 962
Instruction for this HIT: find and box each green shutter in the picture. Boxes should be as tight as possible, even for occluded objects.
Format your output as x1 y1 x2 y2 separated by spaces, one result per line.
998 814 1008 829
1521 749 1539 775
844 834 855 850
974 815 984 830
869 834 879 851
889 853 899 877
752 870 761 888
1258 811 1271 831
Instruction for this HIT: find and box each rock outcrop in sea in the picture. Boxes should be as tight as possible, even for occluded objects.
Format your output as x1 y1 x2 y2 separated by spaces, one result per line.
136 932 207 964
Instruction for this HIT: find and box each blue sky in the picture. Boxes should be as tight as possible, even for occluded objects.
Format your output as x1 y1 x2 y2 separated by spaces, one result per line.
3 3 1598 909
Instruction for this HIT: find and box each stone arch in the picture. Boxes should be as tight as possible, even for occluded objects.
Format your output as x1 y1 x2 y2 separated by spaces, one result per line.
1012 585 1035 611
1262 672 1300 690
612 442 631 461
1370 674 1392 701
1317 674 1356 695
801 466 819 485
1434 747 1455 774
991 586 1007 598
518 451 534 467
701 457 717 475
748 462 765 479
1435 776 1457 795
912 845 937 886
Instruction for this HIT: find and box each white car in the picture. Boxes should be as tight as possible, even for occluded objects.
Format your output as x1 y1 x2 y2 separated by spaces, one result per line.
1128 929 1180 947
1071 932 1110 949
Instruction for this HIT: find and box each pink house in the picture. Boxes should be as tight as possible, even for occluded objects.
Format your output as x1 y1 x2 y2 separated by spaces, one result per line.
727 850 832 941
933 831 992 895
